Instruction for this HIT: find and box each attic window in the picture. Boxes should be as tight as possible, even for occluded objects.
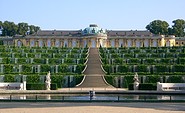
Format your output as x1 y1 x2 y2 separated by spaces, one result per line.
100 29 103 33
84 29 87 33
92 28 95 33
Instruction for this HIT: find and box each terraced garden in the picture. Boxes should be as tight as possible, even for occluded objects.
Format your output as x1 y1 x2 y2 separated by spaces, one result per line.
100 47 185 90
0 46 88 89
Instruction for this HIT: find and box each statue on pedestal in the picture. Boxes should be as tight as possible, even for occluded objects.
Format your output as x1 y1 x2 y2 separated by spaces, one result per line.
133 72 139 90
45 71 51 90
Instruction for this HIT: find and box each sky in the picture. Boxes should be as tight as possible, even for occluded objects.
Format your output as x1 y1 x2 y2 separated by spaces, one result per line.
1 0 185 30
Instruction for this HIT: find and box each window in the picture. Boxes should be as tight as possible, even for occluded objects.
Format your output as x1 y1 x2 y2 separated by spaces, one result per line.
84 29 87 33
92 28 95 33
176 42 179 44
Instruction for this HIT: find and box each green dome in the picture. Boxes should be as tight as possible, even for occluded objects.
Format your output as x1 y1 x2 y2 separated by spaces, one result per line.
82 24 106 35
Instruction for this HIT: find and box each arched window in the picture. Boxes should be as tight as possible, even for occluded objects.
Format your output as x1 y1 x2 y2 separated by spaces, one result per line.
30 40 35 47
47 40 51 47
39 40 43 47
17 40 22 47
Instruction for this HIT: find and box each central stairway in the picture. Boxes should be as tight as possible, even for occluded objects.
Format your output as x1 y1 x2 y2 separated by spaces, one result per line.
77 48 112 88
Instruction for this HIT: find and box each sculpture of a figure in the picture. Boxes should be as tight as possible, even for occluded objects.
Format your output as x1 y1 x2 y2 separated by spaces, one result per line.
45 71 51 90
133 72 139 90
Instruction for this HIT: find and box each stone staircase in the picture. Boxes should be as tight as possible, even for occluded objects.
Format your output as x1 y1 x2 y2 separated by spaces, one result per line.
77 48 112 88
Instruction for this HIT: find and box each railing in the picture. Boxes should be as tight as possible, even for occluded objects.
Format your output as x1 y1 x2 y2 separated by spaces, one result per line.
0 93 185 102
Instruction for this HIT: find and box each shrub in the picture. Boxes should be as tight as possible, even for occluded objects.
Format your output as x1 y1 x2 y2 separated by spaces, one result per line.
41 65 51 72
51 83 58 90
129 83 157 90
167 75 184 83
26 75 40 83
146 75 160 83
123 76 134 88
4 64 13 73
136 65 149 72
139 83 157 90
58 64 68 73
74 75 84 85
4 74 15 82
104 75 114 86
51 75 63 88
76 64 85 74
173 65 185 72
26 83 45 90
118 65 130 73
22 65 32 73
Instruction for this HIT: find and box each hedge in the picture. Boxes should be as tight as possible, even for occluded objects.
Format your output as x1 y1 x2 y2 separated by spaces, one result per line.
129 83 157 90
74 75 84 85
26 83 57 90
51 75 63 88
4 74 15 82
26 75 40 83
167 75 184 83
104 75 115 86
26 83 45 90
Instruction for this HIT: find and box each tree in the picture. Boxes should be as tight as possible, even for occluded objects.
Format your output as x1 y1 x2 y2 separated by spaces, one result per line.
171 19 185 37
2 21 18 36
146 20 169 35
28 25 40 35
17 22 29 36
0 20 40 36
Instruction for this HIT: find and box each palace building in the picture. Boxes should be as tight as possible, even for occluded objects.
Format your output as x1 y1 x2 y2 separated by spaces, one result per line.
2 24 178 47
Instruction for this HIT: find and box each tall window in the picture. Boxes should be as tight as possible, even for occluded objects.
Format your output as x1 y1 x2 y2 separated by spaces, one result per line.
39 40 43 47
17 40 22 47
47 40 51 47
30 40 35 47
55 40 60 47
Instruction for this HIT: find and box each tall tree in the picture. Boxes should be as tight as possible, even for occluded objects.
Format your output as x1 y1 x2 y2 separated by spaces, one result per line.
17 22 29 36
2 21 18 36
172 19 185 37
146 20 169 35
29 25 40 35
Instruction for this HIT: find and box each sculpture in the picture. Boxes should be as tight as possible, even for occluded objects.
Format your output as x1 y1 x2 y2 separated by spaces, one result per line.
133 72 139 90
45 71 51 90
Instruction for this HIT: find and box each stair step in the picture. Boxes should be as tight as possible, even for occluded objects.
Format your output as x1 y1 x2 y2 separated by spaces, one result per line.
76 48 113 88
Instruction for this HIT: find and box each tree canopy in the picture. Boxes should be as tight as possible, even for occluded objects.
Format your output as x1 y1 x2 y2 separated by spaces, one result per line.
0 21 40 36
146 20 169 35
172 19 185 37
146 19 185 37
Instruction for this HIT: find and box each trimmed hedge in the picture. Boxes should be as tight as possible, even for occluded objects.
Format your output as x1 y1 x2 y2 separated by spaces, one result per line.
129 83 157 90
26 75 40 83
26 83 57 90
51 75 63 88
74 75 84 85
4 74 15 82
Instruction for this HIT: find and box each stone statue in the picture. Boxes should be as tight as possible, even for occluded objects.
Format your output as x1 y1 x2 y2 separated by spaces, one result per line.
133 72 139 90
45 71 51 90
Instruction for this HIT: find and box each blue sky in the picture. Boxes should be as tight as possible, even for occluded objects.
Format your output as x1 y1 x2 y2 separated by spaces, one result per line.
1 0 185 30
